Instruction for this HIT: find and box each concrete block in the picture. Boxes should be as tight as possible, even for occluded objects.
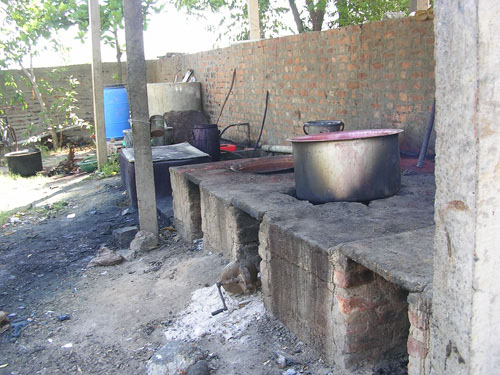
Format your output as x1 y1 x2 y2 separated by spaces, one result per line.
260 214 410 373
112 225 139 248
200 187 259 261
170 168 202 242
130 230 158 253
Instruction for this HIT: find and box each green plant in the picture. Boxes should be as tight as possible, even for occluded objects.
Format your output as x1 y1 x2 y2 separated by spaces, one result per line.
74 0 164 83
35 200 68 216
0 209 15 226
0 0 86 150
177 0 410 39
38 144 50 157
97 154 120 178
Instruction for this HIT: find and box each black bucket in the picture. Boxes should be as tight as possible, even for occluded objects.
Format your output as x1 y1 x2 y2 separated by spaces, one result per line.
192 124 220 161
6 148 43 177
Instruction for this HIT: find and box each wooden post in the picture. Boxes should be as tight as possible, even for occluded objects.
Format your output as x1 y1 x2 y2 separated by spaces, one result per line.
89 0 107 168
123 0 158 236
248 0 260 40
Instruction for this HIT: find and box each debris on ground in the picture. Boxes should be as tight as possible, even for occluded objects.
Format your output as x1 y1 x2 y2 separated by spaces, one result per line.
0 311 9 333
187 359 210 375
9 319 28 338
117 248 136 261
47 145 78 176
147 341 205 375
0 173 337 375
219 257 260 294
274 350 302 369
113 225 138 248
87 245 124 267
189 238 204 252
57 314 71 321
130 230 158 253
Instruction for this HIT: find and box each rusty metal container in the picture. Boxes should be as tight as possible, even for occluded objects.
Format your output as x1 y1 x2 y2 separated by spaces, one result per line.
289 129 403 203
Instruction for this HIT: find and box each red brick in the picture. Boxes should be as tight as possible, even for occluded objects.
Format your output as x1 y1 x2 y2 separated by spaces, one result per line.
407 336 428 359
401 61 412 69
408 309 429 330
336 296 375 314
347 82 360 89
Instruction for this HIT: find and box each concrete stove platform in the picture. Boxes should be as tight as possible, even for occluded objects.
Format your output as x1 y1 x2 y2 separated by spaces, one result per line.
170 158 435 374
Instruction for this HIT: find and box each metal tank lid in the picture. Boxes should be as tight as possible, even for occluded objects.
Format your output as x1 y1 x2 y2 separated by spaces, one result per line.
288 128 403 143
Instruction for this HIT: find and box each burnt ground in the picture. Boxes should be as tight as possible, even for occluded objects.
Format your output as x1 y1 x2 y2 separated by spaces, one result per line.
0 173 337 375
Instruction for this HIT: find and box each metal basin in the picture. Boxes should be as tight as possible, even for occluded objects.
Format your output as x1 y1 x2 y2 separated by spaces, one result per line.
5 148 43 177
230 155 294 174
289 129 403 203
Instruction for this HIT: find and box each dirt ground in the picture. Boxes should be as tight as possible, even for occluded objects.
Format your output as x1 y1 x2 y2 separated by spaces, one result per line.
0 156 337 375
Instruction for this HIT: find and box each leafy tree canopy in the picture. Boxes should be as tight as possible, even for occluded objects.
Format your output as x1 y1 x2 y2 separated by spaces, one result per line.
176 0 409 41
0 0 86 149
73 0 164 82
0 0 77 69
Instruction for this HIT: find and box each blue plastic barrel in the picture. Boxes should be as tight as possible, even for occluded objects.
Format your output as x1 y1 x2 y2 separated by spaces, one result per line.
103 85 130 140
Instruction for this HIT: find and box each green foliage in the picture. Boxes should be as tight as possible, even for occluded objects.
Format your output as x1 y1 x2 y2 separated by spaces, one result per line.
74 0 164 82
177 0 291 41
97 153 120 178
177 0 409 40
332 0 410 28
34 200 69 217
0 0 77 66
0 0 89 149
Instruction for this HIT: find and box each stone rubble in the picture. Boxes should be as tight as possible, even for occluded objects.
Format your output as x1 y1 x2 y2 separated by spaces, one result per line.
87 246 124 267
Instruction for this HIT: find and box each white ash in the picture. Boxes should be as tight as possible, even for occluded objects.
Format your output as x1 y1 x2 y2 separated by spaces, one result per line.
164 285 265 342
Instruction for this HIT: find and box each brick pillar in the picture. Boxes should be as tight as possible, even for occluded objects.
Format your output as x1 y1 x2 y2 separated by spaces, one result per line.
432 1 500 373
407 292 431 375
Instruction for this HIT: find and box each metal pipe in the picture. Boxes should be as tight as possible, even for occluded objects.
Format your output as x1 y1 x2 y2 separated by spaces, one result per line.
417 99 435 168
219 122 250 137
216 69 237 126
261 145 293 154
211 281 228 316
252 90 270 158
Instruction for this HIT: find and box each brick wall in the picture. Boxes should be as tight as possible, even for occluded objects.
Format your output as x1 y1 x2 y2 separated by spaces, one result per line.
0 61 158 140
157 17 435 154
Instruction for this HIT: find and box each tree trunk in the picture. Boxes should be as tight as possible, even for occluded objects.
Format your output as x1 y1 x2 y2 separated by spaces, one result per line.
20 60 59 150
288 0 304 33
305 0 325 31
113 28 123 83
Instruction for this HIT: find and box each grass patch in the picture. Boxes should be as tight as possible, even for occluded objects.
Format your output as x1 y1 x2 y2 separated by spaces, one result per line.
0 209 16 226
96 154 120 178
34 200 69 217
0 200 69 227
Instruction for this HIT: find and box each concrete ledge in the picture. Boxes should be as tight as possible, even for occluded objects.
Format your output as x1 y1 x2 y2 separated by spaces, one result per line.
336 226 434 292
170 158 436 373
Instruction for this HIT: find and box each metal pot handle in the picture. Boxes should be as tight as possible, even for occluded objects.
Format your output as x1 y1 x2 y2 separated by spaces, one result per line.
339 121 345 131
303 123 310 135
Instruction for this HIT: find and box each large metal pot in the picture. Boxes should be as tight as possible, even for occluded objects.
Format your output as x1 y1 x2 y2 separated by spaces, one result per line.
289 129 403 203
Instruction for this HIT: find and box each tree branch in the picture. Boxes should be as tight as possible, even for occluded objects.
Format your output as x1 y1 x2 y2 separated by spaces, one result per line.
288 0 304 33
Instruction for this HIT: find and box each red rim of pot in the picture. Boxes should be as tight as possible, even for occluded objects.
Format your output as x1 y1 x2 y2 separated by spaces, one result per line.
288 128 403 143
